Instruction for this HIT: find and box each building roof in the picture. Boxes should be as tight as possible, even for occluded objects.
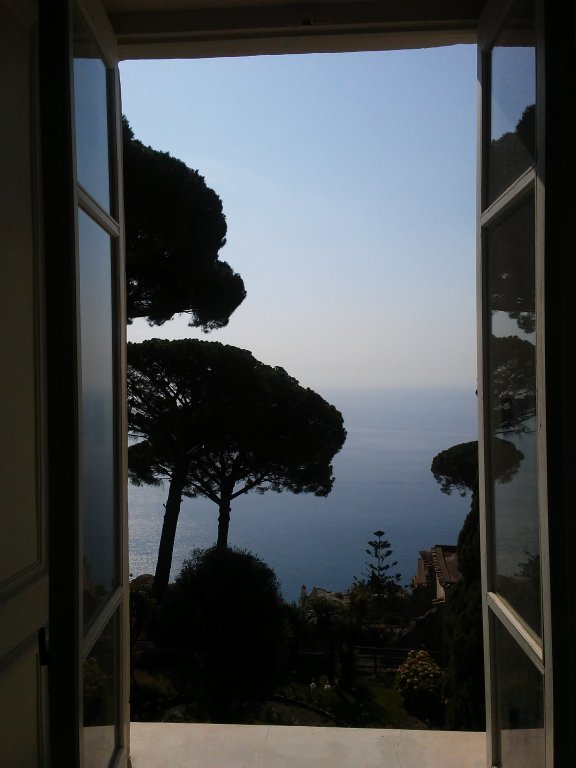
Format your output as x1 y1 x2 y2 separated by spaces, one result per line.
431 545 461 588
413 545 461 591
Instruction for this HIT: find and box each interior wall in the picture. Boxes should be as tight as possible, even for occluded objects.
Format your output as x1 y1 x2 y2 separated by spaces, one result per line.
0 2 48 765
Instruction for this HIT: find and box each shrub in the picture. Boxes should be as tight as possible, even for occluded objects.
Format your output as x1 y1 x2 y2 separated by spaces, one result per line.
130 670 177 722
395 649 443 722
160 546 287 719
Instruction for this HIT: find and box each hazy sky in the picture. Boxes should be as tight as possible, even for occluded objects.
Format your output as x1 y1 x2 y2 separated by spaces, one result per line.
121 46 477 392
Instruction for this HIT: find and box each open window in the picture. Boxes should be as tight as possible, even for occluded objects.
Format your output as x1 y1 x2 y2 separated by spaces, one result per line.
39 0 129 764
478 1 550 765
1 0 570 765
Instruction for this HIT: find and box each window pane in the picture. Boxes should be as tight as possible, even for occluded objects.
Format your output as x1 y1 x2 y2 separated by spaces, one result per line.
83 611 119 768
488 0 535 204
494 620 544 768
73 7 111 212
486 194 541 635
79 210 117 627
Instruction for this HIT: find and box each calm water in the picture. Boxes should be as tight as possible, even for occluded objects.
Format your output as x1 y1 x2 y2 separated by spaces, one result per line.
129 386 477 601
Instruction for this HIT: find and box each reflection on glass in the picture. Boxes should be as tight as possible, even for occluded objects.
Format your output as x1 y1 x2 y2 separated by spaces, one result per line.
495 621 544 768
487 194 541 635
488 0 535 204
79 211 117 627
73 7 110 211
83 611 118 768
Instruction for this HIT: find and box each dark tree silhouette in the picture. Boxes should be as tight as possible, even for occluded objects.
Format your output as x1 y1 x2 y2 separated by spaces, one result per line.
303 597 345 683
357 529 402 613
352 530 404 633
431 441 479 497
431 437 525 497
159 547 286 719
128 338 346 597
123 118 246 328
362 530 400 588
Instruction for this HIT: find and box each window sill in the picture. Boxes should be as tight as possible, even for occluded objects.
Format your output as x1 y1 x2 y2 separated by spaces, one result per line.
130 722 486 768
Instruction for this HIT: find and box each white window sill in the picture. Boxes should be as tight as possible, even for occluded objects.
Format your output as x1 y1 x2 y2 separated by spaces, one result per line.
130 722 486 768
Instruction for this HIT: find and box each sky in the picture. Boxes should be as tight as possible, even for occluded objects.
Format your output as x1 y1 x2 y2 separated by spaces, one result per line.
120 46 477 393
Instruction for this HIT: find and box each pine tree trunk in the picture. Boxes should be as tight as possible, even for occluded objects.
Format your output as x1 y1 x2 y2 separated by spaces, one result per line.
216 496 232 550
154 471 186 600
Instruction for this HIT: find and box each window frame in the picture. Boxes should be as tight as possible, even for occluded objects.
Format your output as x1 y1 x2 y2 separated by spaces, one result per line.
477 1 552 766
38 2 576 766
73 2 129 763
40 0 129 764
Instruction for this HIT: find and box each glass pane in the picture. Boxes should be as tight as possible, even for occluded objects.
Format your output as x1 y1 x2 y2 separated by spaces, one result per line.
79 210 117 626
488 0 535 204
494 620 544 768
486 194 541 635
83 611 119 768
73 7 111 212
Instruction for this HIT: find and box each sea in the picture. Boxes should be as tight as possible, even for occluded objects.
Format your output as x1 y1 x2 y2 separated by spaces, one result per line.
129 386 478 602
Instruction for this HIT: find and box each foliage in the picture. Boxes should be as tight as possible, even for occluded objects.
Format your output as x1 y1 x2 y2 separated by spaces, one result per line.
280 662 414 729
361 529 401 594
305 676 338 710
159 547 286 719
303 597 345 632
123 118 246 328
127 338 346 595
430 439 485 729
431 441 478 496
443 494 486 730
348 581 371 627
395 649 443 722
129 574 157 647
303 597 346 683
430 435 523 730
351 531 404 632
130 670 178 722
431 438 524 498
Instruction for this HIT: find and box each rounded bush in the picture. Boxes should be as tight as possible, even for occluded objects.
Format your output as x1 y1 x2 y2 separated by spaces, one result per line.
162 547 286 718
395 649 443 722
